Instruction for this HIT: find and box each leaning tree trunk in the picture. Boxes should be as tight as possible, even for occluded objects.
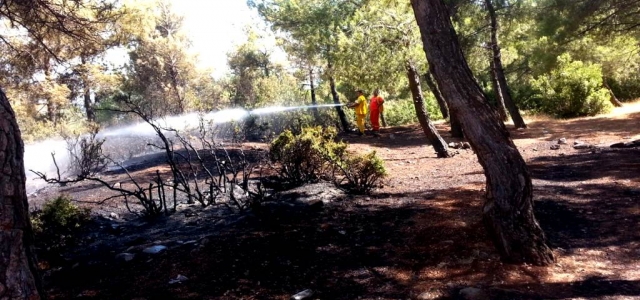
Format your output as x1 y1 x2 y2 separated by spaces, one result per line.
407 62 452 158
490 59 509 122
411 0 554 266
603 80 623 107
424 66 463 138
427 64 464 138
486 0 527 129
424 70 449 119
327 64 351 132
309 68 321 122
0 88 43 299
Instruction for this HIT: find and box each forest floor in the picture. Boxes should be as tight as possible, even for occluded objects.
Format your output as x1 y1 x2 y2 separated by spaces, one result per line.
32 102 640 300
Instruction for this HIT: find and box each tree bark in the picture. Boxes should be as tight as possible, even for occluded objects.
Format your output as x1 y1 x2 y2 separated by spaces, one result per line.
423 71 449 119
486 0 527 129
449 115 463 138
407 62 452 158
83 87 95 122
80 56 96 122
423 67 463 138
309 68 321 122
46 101 57 125
411 0 554 265
489 59 509 122
0 88 43 299
43 64 57 125
168 60 185 114
327 63 350 132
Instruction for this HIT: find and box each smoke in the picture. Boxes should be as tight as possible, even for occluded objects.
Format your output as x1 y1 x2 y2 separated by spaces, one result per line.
25 103 345 195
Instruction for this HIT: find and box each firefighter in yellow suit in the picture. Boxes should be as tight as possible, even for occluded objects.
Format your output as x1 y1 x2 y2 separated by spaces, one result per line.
348 89 368 135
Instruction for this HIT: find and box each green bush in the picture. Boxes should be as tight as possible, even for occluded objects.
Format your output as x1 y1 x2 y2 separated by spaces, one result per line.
338 151 387 194
269 126 347 185
269 127 386 193
31 195 90 253
606 75 640 101
511 82 542 112
531 54 612 118
383 98 418 126
383 96 443 127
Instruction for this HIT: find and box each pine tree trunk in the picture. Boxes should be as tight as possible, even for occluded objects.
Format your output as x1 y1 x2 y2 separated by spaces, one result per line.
80 56 96 122
603 80 623 107
309 68 321 122
44 66 57 125
167 60 185 114
0 88 43 299
327 64 350 132
47 101 57 125
424 66 463 138
490 59 509 122
424 71 449 119
407 62 452 158
486 0 526 129
449 115 463 138
411 0 554 266
83 87 95 122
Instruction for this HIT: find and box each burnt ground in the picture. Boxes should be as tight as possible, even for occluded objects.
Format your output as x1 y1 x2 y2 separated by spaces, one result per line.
31 104 640 300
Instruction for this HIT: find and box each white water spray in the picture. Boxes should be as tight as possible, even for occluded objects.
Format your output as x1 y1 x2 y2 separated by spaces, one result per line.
251 103 345 115
25 103 345 194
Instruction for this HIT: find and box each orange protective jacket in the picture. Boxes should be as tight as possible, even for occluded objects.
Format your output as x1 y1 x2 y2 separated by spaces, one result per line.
369 96 384 112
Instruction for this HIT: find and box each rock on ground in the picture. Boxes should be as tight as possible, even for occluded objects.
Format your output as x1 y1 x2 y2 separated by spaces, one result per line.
573 141 592 149
291 289 314 300
142 245 167 254
115 253 135 262
168 274 189 284
610 139 640 148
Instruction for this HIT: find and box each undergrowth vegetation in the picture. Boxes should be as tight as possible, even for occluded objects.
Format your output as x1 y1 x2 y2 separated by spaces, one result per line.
337 151 387 194
269 126 347 185
383 96 443 127
269 126 386 194
31 196 90 257
607 75 640 102
531 54 612 118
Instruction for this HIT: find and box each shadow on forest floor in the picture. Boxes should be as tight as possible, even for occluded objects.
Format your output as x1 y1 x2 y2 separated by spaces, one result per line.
340 111 640 149
45 178 640 299
529 147 640 182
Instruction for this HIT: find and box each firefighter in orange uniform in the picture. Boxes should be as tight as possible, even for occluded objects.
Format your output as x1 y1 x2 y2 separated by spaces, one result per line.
369 89 384 137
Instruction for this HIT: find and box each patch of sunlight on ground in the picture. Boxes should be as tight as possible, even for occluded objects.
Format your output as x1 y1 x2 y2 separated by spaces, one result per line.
512 99 640 126
545 246 640 284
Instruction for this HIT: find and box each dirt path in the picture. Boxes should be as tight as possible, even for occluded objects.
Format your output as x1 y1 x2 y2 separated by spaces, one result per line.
38 103 640 299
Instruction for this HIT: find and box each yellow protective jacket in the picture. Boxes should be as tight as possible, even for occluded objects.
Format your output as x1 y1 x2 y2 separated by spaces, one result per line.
355 95 368 115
